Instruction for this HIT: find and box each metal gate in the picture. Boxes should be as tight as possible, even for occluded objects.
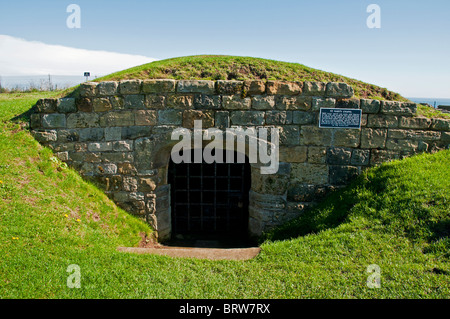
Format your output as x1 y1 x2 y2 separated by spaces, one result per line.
168 150 251 239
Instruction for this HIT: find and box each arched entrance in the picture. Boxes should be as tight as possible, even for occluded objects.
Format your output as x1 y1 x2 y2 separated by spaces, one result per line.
168 149 251 245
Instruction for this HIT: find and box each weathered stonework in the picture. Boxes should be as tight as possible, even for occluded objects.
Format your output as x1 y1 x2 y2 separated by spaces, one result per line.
30 80 450 241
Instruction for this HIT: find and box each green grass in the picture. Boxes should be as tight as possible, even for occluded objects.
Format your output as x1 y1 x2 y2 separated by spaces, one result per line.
90 55 408 101
0 93 449 298
416 104 450 119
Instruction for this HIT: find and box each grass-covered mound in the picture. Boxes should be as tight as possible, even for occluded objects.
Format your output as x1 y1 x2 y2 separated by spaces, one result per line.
263 151 450 259
93 55 407 101
0 92 448 298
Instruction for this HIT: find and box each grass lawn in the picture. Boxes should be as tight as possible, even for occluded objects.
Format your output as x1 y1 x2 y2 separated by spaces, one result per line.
0 92 448 299
86 55 408 101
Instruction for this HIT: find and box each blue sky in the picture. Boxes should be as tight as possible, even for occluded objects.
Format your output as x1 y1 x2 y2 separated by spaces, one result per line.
0 0 449 98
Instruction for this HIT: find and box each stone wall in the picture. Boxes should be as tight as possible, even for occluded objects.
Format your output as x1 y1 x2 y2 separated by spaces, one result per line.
30 79 450 240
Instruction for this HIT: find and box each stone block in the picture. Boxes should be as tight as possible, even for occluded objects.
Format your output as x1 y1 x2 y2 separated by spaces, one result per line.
252 95 276 110
216 80 243 94
145 95 166 109
76 98 93 112
57 129 79 142
102 152 134 163
93 98 112 112
276 96 312 111
42 114 66 128
158 109 183 125
67 113 100 128
361 114 368 127
109 96 124 109
139 177 157 192
326 147 352 165
388 129 441 141
292 111 314 125
287 184 315 202
78 152 101 163
360 128 387 148
114 192 129 202
230 111 265 125
57 98 77 113
370 149 400 165
135 135 172 170
367 114 399 128
266 81 302 95
113 140 133 152
399 117 431 129
123 176 138 192
101 175 122 192
97 81 118 96
32 130 57 143
79 82 98 97
142 79 176 93
302 81 326 96
360 99 380 114
431 118 450 131
104 127 122 141
325 82 354 98
99 111 134 127
266 111 292 125
251 169 289 195
279 146 307 163
222 95 251 110
177 80 215 94
249 191 286 211
30 114 41 129
36 99 58 113
134 110 157 126
243 80 265 95
441 132 450 142
121 126 152 140
55 151 69 162
278 125 300 145
194 94 221 109
300 126 332 146
311 97 336 111
385 139 420 152
88 142 112 152
118 163 138 175
119 80 142 95
182 110 215 128
290 163 328 184
215 111 230 129
124 94 145 109
381 101 417 116
97 163 117 175
307 146 327 164
336 98 360 109
351 149 370 166
333 129 361 148
166 94 194 109
78 128 104 141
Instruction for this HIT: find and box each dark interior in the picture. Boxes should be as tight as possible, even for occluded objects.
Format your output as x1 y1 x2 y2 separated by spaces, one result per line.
168 149 252 247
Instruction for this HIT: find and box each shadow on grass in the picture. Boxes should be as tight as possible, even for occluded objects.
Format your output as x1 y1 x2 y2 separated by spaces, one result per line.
260 164 400 243
10 104 36 124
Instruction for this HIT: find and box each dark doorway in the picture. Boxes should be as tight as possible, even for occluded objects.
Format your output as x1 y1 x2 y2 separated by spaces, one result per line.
168 149 251 247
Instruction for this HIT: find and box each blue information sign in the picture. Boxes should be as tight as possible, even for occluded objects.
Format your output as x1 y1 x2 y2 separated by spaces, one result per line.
319 108 362 129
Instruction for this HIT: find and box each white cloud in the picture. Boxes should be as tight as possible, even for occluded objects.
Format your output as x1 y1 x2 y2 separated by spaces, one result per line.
0 35 156 76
